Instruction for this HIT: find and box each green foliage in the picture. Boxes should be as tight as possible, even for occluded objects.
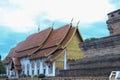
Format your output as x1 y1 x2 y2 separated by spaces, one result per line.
0 61 6 74
0 75 6 78
27 75 31 77
33 75 38 77
84 37 98 42
38 74 45 78
22 74 27 77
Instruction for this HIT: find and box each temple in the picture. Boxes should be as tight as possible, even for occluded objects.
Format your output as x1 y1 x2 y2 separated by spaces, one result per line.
3 22 83 78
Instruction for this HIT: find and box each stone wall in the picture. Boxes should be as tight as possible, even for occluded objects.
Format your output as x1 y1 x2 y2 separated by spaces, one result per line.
11 77 109 80
60 54 120 77
107 9 120 36
80 34 120 58
59 34 120 77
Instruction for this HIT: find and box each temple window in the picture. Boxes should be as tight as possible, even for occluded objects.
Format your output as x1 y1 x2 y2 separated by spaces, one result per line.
118 12 120 14
32 70 34 75
111 14 114 17
31 62 34 69
22 65 25 74
27 64 29 75
27 64 29 70
37 61 40 69
37 61 40 74
23 71 24 74
27 71 29 75
37 70 39 74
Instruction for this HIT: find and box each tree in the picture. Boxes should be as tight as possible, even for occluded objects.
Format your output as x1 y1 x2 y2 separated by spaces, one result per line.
0 61 6 74
84 37 98 42
0 55 1 61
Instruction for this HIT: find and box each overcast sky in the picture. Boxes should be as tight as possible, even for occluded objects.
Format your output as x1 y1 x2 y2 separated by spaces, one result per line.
0 0 120 60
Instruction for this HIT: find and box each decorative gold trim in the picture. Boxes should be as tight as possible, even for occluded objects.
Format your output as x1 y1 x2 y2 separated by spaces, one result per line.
45 46 59 57
50 50 64 62
57 23 72 46
75 21 84 42
62 27 76 49
38 28 53 46
76 20 80 29
29 27 53 59
44 52 47 56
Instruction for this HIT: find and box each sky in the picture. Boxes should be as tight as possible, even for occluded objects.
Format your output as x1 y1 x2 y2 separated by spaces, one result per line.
0 0 120 60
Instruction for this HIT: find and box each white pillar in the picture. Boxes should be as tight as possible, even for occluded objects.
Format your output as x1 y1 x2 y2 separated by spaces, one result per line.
25 64 27 75
45 64 49 76
52 61 56 76
64 49 67 69
34 61 37 75
16 70 18 78
29 62 32 76
40 61 43 74
6 65 8 76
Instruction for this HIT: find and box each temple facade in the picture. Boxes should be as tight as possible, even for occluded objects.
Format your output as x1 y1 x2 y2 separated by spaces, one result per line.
3 22 83 78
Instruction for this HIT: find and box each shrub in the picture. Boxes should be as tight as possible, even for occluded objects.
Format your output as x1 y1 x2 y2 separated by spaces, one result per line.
22 74 27 77
38 74 45 78
0 75 6 78
27 75 31 77
33 75 38 78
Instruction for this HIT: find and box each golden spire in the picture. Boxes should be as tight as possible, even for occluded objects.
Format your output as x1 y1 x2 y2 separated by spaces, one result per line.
71 18 74 22
38 25 40 32
68 18 74 27
76 20 80 29
51 22 55 30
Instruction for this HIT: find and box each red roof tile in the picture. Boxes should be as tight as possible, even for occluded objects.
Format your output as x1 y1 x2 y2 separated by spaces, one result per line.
14 59 22 70
16 28 52 52
30 24 71 59
15 65 22 70
14 28 52 58
6 23 83 61
47 49 64 62
46 27 83 61
30 46 58 59
7 48 16 58
60 27 76 48
41 25 71 48
3 57 11 64
14 58 21 66
15 47 38 58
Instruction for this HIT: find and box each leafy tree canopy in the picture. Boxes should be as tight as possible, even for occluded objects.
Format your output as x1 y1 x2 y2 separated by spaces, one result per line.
84 37 98 42
0 61 6 74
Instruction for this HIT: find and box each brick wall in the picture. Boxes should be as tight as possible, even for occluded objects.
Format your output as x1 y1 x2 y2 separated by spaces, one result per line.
59 54 120 77
80 34 120 58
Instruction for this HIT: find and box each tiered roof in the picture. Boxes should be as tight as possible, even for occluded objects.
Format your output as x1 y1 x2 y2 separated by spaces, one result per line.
3 22 83 70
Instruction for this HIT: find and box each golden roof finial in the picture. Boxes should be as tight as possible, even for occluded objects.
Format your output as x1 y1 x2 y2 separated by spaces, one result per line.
70 18 74 23
69 18 74 27
71 18 74 22
76 20 80 29
51 22 55 30
38 25 40 32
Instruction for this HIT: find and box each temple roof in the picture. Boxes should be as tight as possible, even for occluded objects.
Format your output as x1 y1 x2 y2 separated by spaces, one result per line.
3 48 16 64
13 58 22 70
7 48 16 58
4 23 83 62
2 57 11 64
41 24 71 48
47 27 83 62
30 24 71 59
16 28 52 52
